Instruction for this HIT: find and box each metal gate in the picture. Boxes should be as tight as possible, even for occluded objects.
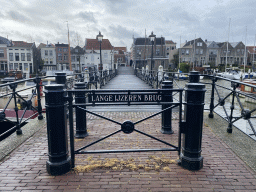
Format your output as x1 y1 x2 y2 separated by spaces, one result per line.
67 87 183 168
45 71 205 175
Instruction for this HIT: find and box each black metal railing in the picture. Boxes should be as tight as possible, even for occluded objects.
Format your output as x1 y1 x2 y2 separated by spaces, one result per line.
0 76 44 140
45 71 206 175
136 68 256 138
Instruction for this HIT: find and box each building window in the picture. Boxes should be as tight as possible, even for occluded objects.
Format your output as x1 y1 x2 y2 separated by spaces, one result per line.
71 56 75 62
49 50 53 56
186 49 189 55
15 53 19 61
45 50 48 56
156 49 160 56
181 49 185 55
9 63 13 70
200 49 203 55
0 49 4 57
196 49 199 55
9 53 13 61
21 53 25 61
19 63 22 70
58 48 62 52
14 63 18 70
63 48 68 52
58 53 62 60
64 54 68 61
27 53 31 61
24 63 28 71
197 42 203 46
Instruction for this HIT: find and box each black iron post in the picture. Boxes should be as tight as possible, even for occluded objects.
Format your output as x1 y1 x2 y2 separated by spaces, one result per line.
56 72 67 87
227 82 237 133
74 82 88 138
180 71 206 170
34 76 43 120
10 83 22 135
44 84 71 175
161 81 174 134
208 75 217 118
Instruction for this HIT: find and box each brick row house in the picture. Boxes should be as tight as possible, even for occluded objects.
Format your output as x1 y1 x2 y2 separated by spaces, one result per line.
114 47 126 67
180 38 246 67
131 36 169 71
246 46 256 66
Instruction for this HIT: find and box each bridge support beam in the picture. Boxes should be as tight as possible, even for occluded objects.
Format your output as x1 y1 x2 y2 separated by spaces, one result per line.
161 81 173 134
45 84 71 175
180 71 206 170
75 82 88 138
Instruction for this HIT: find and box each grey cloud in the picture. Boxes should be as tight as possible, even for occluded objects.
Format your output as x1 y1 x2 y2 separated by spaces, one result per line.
108 25 139 40
77 11 97 23
8 11 31 23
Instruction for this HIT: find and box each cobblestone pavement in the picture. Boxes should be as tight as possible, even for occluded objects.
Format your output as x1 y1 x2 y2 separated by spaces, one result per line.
0 112 256 192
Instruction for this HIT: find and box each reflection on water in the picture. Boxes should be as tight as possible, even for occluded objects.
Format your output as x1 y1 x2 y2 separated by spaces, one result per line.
172 78 256 140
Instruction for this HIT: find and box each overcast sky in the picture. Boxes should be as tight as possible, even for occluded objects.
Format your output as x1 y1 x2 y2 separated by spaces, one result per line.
1 0 256 49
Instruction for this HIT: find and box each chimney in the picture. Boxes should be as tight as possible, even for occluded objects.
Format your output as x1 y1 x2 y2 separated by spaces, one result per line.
205 39 207 42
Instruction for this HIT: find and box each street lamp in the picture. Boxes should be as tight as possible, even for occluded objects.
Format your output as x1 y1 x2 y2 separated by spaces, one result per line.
149 31 156 76
96 31 103 71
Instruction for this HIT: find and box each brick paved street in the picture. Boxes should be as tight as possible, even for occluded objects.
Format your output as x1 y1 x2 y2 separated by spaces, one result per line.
0 112 256 192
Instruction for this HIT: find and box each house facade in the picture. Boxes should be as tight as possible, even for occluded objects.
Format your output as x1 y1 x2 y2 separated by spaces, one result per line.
39 43 57 71
70 46 85 72
114 47 126 68
247 46 256 66
180 38 208 67
179 38 246 67
55 43 70 70
7 41 35 74
85 39 114 71
0 36 11 71
165 40 177 64
131 36 169 70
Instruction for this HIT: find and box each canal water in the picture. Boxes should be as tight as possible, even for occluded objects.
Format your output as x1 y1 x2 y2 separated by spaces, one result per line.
172 78 256 140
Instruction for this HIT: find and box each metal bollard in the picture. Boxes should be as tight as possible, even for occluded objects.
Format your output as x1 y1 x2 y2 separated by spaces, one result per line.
56 72 67 88
74 82 88 138
44 84 71 175
180 71 206 170
161 81 173 134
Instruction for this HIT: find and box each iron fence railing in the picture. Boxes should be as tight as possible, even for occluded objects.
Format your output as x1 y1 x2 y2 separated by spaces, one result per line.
136 68 256 139
0 69 117 141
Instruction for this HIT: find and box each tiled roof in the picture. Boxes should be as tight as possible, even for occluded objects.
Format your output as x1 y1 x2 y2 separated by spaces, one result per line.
0 36 12 46
230 42 240 48
247 46 256 54
12 41 34 48
114 47 127 52
134 37 165 45
70 46 85 54
55 43 69 47
86 39 113 50
165 40 175 44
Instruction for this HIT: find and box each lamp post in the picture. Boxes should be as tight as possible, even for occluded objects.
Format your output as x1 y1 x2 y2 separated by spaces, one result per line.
96 31 103 72
149 31 156 77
